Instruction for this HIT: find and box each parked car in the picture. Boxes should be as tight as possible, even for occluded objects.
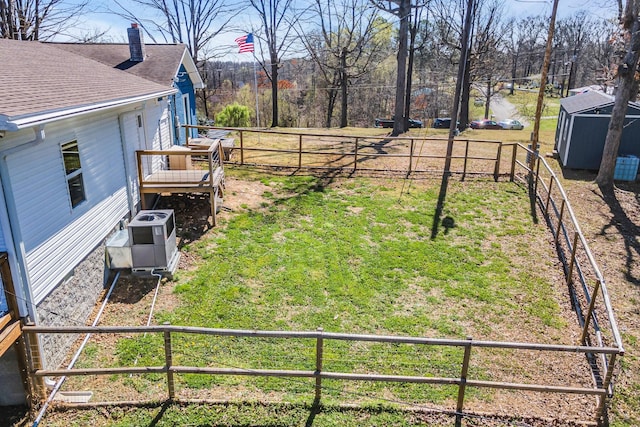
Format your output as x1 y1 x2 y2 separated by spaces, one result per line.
498 119 524 130
374 118 423 128
432 118 454 128
470 119 502 130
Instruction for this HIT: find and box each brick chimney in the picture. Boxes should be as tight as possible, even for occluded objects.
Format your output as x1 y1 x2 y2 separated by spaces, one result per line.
127 23 145 62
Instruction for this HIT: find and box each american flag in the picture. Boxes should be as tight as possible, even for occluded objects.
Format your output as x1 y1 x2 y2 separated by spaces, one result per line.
234 33 254 53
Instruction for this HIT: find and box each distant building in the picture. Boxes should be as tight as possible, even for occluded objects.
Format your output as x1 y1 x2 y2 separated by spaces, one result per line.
555 91 640 170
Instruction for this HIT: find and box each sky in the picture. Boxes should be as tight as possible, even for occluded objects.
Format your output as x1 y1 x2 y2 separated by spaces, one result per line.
57 0 618 60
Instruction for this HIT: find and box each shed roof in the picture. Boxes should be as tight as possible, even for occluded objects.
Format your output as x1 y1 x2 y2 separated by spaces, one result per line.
0 39 176 131
48 42 204 89
560 91 614 115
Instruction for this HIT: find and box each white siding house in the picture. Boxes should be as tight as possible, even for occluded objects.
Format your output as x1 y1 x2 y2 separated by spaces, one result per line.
0 38 180 404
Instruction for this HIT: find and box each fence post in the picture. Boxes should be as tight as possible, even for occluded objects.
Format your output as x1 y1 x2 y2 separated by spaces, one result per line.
315 327 324 403
580 280 601 344
163 323 175 400
554 200 565 244
462 140 469 181
510 145 517 181
298 134 303 169
24 323 46 401
409 139 414 174
566 232 579 286
595 352 618 425
534 154 541 196
455 337 473 426
493 143 502 182
240 130 244 165
353 138 359 172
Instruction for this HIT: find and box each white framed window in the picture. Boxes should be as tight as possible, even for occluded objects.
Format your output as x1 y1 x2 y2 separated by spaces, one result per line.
61 141 86 208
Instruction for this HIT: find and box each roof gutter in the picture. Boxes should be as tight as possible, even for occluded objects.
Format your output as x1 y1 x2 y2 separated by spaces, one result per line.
0 89 177 131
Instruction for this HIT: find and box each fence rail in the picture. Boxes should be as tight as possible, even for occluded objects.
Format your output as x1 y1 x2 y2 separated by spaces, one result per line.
24 129 624 425
183 125 506 179
23 324 617 421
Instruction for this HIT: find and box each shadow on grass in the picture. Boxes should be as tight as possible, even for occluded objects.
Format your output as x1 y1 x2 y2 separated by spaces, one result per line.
431 171 453 239
596 183 640 286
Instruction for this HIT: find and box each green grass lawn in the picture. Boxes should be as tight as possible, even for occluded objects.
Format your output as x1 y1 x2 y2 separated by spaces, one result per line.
49 172 581 426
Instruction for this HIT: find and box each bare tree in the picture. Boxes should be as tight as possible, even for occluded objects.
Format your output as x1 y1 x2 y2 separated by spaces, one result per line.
371 0 412 136
404 1 430 129
596 1 640 189
298 0 388 127
112 0 235 62
0 0 89 40
248 0 298 128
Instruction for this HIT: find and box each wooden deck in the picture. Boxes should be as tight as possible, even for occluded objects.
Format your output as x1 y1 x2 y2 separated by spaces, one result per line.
137 141 225 225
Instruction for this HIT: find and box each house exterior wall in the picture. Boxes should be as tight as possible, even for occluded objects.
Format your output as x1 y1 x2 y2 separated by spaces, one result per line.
0 99 173 372
2 113 129 304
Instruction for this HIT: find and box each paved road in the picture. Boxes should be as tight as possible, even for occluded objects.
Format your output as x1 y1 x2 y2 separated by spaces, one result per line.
490 93 529 126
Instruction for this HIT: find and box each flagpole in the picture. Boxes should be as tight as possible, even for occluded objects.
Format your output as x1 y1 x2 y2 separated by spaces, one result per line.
253 53 260 128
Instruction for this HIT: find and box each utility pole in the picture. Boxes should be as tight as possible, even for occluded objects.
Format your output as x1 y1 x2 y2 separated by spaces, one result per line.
530 0 560 169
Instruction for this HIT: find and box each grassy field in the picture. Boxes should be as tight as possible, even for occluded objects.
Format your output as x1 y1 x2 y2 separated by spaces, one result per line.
41 166 602 426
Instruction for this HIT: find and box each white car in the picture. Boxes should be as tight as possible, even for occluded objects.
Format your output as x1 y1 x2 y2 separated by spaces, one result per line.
498 119 524 130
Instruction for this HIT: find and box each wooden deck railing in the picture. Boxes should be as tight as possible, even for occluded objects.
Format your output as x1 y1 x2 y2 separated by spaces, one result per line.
136 142 225 225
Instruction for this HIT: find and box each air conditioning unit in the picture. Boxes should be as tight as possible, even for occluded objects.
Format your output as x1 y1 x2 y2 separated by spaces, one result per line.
128 210 179 272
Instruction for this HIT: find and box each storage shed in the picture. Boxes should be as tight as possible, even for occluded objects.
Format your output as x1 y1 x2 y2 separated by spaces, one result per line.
555 91 640 169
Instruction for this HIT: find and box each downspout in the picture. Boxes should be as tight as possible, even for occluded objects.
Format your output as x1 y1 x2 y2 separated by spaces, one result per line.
0 124 47 324
117 114 137 217
170 94 180 145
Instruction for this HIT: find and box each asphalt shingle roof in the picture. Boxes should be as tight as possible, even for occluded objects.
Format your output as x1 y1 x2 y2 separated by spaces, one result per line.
0 39 174 123
48 42 188 86
560 91 614 115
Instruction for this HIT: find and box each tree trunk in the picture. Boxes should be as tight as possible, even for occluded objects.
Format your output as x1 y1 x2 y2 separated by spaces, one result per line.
596 18 640 189
326 88 338 128
459 57 471 130
484 78 491 119
270 54 279 127
392 0 410 136
340 48 348 128
510 49 518 96
404 36 416 130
